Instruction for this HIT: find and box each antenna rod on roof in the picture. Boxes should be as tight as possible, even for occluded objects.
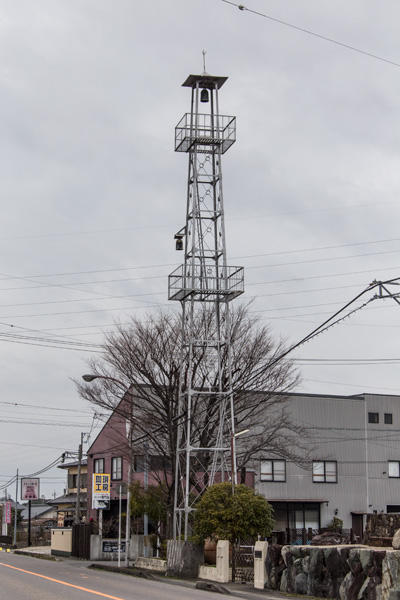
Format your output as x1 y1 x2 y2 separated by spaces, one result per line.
202 49 207 74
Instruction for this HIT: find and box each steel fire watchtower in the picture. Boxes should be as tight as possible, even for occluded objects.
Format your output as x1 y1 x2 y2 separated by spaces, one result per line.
169 70 244 540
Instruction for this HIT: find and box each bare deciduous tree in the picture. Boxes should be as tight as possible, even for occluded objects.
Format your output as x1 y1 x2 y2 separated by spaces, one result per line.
75 304 312 533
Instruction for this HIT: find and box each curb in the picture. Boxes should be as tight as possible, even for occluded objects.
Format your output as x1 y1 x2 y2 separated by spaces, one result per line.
87 564 286 599
88 563 155 579
13 550 57 561
196 581 231 594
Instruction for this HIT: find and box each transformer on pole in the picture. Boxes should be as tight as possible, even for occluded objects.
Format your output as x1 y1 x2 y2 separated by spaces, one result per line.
168 67 244 540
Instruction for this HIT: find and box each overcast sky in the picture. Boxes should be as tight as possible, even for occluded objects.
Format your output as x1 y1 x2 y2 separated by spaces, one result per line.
1 0 400 499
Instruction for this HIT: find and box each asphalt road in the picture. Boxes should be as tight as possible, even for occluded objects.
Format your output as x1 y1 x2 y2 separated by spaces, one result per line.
0 551 243 600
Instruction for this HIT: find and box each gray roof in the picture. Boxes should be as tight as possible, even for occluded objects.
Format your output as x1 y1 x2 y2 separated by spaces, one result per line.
58 460 87 470
20 504 55 520
47 493 87 506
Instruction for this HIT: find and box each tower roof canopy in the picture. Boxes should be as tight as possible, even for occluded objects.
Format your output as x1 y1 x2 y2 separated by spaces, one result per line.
182 73 228 89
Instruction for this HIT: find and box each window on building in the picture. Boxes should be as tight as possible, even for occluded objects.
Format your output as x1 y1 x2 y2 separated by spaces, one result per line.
134 455 145 472
271 502 321 530
133 455 171 472
388 461 400 478
260 460 286 482
368 412 379 424
385 413 393 425
149 456 172 470
67 474 77 490
111 457 122 480
67 473 87 490
94 458 105 474
312 461 337 483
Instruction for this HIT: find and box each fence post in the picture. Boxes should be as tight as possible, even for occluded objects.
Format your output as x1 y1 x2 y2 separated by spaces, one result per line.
286 528 290 545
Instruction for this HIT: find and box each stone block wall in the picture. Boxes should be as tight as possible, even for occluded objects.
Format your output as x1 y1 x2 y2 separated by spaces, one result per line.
266 544 400 599
365 514 400 545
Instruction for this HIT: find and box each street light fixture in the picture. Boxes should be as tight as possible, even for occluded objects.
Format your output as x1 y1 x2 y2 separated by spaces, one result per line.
82 374 96 382
82 373 133 567
231 429 249 495
82 374 126 386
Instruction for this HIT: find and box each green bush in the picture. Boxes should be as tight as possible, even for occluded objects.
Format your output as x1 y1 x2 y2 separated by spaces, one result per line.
327 516 343 532
193 482 274 545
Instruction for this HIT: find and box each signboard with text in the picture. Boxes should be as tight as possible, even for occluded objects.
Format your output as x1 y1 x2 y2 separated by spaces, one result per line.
102 540 126 553
5 502 11 524
93 499 110 510
92 473 110 510
21 478 40 500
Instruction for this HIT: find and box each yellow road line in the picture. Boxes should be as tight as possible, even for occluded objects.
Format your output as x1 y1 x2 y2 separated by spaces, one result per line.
0 563 127 599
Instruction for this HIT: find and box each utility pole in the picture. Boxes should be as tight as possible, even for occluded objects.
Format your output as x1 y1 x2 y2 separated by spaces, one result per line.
124 390 134 568
13 469 18 546
169 65 244 540
143 442 149 557
75 432 84 524
125 418 132 567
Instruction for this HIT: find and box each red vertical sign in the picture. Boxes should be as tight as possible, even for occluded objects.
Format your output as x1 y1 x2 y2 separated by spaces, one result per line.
5 502 11 524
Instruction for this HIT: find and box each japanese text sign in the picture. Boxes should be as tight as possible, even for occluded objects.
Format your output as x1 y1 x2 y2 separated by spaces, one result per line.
92 473 110 501
21 478 40 500
5 502 11 524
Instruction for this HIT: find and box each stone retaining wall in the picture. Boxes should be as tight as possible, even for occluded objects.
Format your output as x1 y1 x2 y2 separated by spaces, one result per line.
198 565 232 581
365 514 400 545
266 544 400 599
135 557 167 572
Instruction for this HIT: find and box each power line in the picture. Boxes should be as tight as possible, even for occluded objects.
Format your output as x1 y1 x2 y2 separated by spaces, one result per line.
2 235 400 283
233 280 381 392
0 270 162 311
0 244 399 316
303 378 400 393
0 441 78 450
294 358 400 365
246 264 400 288
0 334 102 353
0 419 91 427
245 248 400 272
1 199 398 243
0 401 93 414
221 0 400 68
0 456 65 491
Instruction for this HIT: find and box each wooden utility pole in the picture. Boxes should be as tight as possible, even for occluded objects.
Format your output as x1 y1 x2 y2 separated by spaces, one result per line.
75 432 84 524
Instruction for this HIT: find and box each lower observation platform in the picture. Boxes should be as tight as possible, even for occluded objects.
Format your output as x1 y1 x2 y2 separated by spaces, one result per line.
168 264 244 302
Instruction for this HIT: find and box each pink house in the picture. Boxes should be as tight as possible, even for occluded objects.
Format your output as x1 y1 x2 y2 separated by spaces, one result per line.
86 389 171 525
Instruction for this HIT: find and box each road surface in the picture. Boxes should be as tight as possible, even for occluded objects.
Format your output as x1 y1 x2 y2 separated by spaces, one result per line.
0 551 249 600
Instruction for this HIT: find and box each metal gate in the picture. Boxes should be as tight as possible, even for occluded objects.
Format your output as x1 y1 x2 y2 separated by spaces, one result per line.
232 539 255 582
72 523 93 560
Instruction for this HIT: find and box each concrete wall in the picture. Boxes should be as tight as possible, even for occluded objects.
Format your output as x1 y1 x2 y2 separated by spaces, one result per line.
166 540 204 579
90 534 153 561
51 528 72 557
198 565 232 581
135 557 166 572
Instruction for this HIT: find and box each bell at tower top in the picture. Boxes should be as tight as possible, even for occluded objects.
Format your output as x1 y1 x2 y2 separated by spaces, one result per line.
182 73 228 89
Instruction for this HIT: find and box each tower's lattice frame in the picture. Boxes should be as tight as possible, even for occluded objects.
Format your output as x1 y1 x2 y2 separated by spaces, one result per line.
169 72 244 539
